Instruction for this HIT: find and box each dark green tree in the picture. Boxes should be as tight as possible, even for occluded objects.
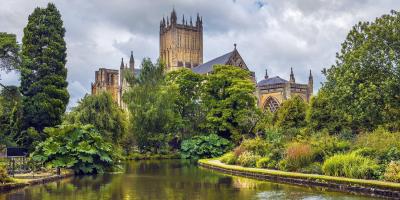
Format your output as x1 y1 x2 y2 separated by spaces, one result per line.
0 86 22 146
322 10 400 132
64 92 128 145
166 68 205 139
19 3 69 147
0 32 19 75
124 59 180 153
202 65 257 143
274 95 307 130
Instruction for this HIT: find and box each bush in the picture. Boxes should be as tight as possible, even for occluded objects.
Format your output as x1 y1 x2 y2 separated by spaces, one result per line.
180 134 232 160
233 146 245 157
237 151 261 167
239 137 269 156
0 161 11 184
308 132 350 162
284 142 315 171
256 157 270 168
322 152 379 179
220 152 237 165
31 124 117 174
384 161 400 182
299 162 323 174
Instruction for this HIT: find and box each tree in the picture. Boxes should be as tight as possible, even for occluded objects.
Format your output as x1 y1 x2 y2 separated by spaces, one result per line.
274 95 307 130
322 10 400 132
31 124 116 174
0 32 19 75
0 86 22 146
202 65 257 143
19 3 69 147
166 68 205 139
64 92 128 145
124 59 180 153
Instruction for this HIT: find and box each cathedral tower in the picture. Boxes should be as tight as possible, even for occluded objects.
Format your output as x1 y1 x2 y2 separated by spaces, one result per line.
160 9 203 71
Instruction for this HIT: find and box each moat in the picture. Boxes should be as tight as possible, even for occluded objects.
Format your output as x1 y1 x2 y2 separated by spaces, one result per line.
1 160 378 200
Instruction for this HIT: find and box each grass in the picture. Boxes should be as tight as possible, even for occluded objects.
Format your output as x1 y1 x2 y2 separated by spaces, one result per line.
198 159 400 190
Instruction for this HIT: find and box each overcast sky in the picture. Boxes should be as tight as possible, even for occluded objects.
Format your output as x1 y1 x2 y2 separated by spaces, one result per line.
1 0 399 108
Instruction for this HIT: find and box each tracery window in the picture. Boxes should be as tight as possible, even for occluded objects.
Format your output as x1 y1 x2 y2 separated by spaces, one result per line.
265 97 280 113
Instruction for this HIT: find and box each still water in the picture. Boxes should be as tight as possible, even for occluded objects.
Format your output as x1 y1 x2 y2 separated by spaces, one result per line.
1 160 379 200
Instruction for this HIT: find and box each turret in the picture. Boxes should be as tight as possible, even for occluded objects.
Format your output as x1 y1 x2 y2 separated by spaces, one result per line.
120 58 124 70
129 51 135 71
289 67 295 83
308 69 313 94
171 8 177 24
182 14 185 25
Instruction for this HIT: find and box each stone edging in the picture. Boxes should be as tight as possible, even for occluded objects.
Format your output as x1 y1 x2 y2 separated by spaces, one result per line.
0 173 73 193
199 159 400 199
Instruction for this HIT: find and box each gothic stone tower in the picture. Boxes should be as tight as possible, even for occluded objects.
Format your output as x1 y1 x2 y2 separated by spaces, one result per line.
160 8 203 71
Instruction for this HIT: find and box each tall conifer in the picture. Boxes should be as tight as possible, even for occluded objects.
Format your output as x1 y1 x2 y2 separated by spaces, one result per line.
19 3 69 147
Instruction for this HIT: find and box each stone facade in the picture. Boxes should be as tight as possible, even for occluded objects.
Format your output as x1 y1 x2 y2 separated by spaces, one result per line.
91 51 138 108
257 68 313 112
160 9 203 71
91 68 119 103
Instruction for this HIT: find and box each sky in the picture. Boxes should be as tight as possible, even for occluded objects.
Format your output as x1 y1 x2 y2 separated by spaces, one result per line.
1 0 399 108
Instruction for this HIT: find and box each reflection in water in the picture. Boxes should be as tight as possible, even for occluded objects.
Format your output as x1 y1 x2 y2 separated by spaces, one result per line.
1 160 378 200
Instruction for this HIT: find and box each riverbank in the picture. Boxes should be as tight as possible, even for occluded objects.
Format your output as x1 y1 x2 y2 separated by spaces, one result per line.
199 159 400 199
0 170 73 193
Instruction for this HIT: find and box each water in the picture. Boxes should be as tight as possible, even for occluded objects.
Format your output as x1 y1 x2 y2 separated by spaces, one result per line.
1 160 380 200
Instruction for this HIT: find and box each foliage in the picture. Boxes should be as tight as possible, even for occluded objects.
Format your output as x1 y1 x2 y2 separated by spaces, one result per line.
384 161 400 182
31 124 116 174
166 68 205 139
321 10 400 132
180 134 232 160
0 86 22 146
256 157 271 168
201 65 257 143
274 96 307 130
284 142 315 171
20 3 69 148
322 152 379 179
307 132 350 162
237 151 261 167
299 162 323 174
124 59 180 153
0 32 19 74
354 128 400 164
239 137 269 156
0 160 11 184
64 92 128 144
220 152 237 165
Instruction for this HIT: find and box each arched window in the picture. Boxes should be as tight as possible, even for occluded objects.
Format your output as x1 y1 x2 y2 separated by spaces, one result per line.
264 97 280 113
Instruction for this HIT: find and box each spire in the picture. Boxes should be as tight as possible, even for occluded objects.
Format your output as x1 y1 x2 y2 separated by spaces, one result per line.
129 51 134 70
171 8 177 24
190 16 192 26
234 43 237 50
120 58 124 69
309 69 313 80
265 68 269 79
182 14 185 24
290 67 295 83
308 69 313 95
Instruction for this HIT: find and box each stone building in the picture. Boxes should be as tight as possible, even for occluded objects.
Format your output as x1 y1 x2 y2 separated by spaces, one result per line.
91 68 119 103
257 68 313 112
192 44 256 81
91 51 139 107
160 8 203 71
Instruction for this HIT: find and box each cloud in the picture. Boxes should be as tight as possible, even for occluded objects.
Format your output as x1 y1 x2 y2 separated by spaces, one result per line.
1 0 399 108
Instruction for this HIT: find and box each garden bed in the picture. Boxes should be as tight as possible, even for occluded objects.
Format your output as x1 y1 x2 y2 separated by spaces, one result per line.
199 159 400 199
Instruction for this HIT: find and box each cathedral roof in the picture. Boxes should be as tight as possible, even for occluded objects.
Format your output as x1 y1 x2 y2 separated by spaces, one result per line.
191 51 234 74
257 76 288 87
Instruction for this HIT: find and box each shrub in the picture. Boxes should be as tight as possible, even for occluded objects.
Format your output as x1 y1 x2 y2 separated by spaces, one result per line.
31 124 117 174
0 161 11 184
233 145 246 157
256 157 270 168
220 152 237 165
322 152 379 179
180 134 232 160
239 137 269 156
237 151 261 167
308 132 350 162
384 161 400 182
284 142 315 171
299 162 323 174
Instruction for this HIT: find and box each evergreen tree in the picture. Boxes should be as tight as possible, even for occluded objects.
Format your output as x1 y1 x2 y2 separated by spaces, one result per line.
19 3 69 147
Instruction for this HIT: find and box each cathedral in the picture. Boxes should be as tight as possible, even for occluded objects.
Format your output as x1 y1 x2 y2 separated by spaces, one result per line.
91 8 312 110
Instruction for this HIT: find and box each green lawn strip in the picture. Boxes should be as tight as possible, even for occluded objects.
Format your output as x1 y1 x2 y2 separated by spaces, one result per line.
198 159 400 190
